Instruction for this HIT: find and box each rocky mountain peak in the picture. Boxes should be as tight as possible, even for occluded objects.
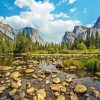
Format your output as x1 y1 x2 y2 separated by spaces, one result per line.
0 22 45 45
93 16 100 28
62 17 100 43
17 27 45 45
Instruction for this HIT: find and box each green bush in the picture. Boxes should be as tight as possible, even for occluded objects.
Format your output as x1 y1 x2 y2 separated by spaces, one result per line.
84 57 100 72
63 59 83 68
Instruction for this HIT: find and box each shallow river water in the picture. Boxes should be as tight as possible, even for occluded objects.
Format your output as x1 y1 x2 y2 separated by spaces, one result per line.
0 54 100 100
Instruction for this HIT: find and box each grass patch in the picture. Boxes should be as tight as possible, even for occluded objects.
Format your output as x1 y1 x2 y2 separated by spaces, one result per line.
84 57 100 72
63 59 83 69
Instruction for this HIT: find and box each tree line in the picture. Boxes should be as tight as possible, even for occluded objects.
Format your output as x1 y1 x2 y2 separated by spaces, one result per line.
0 31 100 54
62 32 100 50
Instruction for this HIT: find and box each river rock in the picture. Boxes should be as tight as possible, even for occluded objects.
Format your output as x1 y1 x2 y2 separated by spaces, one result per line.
74 84 87 94
32 74 37 79
33 96 37 100
0 87 5 93
50 84 63 92
27 87 34 95
11 71 21 80
95 72 100 77
51 74 56 78
92 89 100 99
37 94 45 100
57 95 65 100
70 93 78 100
54 92 59 97
46 80 50 85
33 61 39 65
9 89 17 96
87 96 97 100
25 69 34 73
56 64 64 68
0 66 12 71
62 82 69 87
11 80 21 89
69 66 77 71
19 91 25 98
44 69 51 74
52 78 61 84
66 77 72 83
16 66 22 70
37 89 46 98
5 72 11 76
60 87 66 93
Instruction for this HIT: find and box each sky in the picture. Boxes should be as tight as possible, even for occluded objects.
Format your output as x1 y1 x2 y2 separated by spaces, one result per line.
0 0 100 43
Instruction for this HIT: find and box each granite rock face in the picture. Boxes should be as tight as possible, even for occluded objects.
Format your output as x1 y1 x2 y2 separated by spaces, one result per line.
62 17 100 43
17 27 45 45
0 22 45 45
0 21 15 39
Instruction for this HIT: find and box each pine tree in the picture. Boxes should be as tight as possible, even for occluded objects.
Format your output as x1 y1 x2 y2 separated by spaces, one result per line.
95 32 100 49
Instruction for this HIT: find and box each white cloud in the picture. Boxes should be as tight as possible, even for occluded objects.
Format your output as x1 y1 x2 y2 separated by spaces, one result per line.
53 12 70 19
70 8 76 13
0 0 80 43
56 0 68 6
86 24 93 28
68 0 77 4
14 0 30 8
56 0 76 6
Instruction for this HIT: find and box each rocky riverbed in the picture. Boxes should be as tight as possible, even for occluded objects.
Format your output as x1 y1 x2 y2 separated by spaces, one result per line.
0 55 100 100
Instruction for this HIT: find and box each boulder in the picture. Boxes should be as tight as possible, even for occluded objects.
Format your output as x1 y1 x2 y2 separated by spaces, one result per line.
27 87 34 95
25 69 34 74
0 87 5 93
66 77 72 83
54 92 59 97
11 80 21 89
11 71 21 79
56 64 64 68
69 66 77 71
37 89 46 98
44 69 51 74
57 95 65 100
52 78 61 84
60 87 66 93
50 84 63 92
0 66 12 71
51 74 56 78
32 74 37 79
95 72 100 77
9 89 17 96
37 94 45 100
16 66 22 70
46 80 50 85
74 84 87 94
70 93 78 100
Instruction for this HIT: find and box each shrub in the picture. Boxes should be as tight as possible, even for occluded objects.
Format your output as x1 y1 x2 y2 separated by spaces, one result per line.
84 57 100 72
77 42 87 50
63 59 83 68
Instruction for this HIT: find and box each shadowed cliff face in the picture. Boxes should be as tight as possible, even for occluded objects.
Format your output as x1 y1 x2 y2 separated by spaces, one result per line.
62 17 100 43
17 27 45 45
0 22 45 45
93 17 100 28
0 21 15 39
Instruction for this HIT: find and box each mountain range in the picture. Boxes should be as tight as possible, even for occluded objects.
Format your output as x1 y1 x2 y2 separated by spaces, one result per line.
62 17 100 43
0 17 100 45
0 21 45 45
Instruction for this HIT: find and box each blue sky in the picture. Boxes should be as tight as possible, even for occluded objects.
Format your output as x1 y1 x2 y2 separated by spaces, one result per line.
0 0 100 43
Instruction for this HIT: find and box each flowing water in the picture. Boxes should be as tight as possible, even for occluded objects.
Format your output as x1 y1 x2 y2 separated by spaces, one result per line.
0 54 100 100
